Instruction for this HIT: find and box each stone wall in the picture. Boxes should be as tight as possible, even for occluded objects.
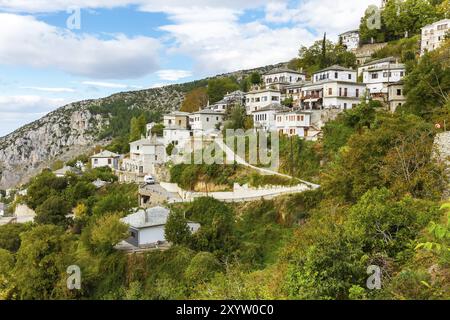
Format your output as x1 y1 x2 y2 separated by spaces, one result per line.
434 132 450 198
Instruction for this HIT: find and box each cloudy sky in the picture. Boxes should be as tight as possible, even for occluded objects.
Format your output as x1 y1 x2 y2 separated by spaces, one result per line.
0 0 379 137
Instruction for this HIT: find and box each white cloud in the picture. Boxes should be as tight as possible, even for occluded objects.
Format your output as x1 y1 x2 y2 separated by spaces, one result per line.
0 95 67 113
20 86 76 93
0 0 271 13
81 81 138 89
0 13 161 79
158 7 316 75
156 69 192 81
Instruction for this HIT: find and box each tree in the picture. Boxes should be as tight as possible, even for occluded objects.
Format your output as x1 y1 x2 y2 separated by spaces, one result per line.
181 87 208 112
13 225 76 299
26 171 68 209
249 72 262 85
35 195 71 227
0 223 31 252
165 209 192 246
151 123 165 137
87 213 129 254
185 252 221 284
129 113 147 142
207 78 240 104
0 248 15 299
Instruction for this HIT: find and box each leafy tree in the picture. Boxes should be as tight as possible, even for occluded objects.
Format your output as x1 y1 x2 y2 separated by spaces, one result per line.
207 78 240 104
165 209 192 246
87 213 129 254
249 72 262 85
151 123 165 137
185 252 221 284
180 87 208 112
26 171 68 209
13 225 76 299
35 195 71 227
129 113 147 142
0 248 15 299
0 224 31 252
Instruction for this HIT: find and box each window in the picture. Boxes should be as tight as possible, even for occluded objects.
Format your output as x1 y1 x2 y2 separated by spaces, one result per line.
206 117 209 122
335 72 338 79
371 73 378 79
356 89 359 97
344 88 348 97
400 71 404 77
339 88 342 96
94 159 98 165
272 96 279 101
348 74 352 80
344 103 347 110
216 117 219 121
328 88 332 95
108 159 112 165
397 89 402 96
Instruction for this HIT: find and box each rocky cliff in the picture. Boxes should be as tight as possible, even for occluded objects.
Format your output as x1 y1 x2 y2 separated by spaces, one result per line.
0 63 286 189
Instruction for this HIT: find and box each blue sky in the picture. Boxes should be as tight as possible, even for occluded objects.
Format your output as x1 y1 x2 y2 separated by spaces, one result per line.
0 0 379 137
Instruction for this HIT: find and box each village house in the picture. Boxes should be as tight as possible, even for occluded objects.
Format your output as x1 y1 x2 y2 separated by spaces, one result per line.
121 206 200 247
361 61 406 99
121 137 166 176
53 166 81 178
387 81 407 112
245 88 282 114
162 111 193 149
189 109 226 137
339 30 360 51
300 65 365 110
421 19 450 56
263 67 306 88
90 150 120 170
283 81 309 103
253 103 288 132
276 109 313 138
357 56 398 76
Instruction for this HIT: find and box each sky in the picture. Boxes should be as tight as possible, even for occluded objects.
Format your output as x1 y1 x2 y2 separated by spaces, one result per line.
0 0 380 137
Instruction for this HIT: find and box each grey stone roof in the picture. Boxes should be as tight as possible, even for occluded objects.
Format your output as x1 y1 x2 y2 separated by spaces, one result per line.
121 206 170 229
91 150 120 158
315 65 355 73
253 103 288 112
362 56 397 67
264 68 305 75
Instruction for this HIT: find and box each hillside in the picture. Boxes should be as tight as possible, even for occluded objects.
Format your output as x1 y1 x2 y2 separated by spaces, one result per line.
0 63 286 189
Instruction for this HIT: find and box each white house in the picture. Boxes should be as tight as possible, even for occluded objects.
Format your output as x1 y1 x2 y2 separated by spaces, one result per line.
263 68 306 89
189 109 225 136
312 65 357 83
122 137 166 175
421 19 450 56
362 62 406 96
121 206 200 247
90 150 120 170
300 80 366 110
339 30 360 51
53 166 81 178
163 111 191 129
284 81 308 103
387 81 407 112
357 56 397 77
0 203 5 217
276 110 312 138
253 103 288 132
245 88 282 114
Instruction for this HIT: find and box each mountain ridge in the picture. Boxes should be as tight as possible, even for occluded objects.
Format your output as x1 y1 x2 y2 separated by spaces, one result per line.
0 62 287 189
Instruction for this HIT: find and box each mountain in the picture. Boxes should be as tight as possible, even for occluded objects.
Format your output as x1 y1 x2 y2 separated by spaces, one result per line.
0 62 287 189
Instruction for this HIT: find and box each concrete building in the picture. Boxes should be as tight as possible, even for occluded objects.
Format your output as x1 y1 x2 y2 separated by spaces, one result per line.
253 103 288 132
163 111 191 129
362 62 406 97
245 88 282 114
90 150 120 170
122 137 166 175
121 206 200 247
339 30 360 51
387 81 407 112
263 68 306 89
300 68 366 110
276 110 312 138
421 19 450 56
312 65 358 83
189 109 226 136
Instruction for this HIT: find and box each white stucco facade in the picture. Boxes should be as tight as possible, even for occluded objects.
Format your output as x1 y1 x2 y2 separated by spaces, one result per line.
421 19 450 56
245 89 282 114
339 30 360 51
362 63 406 95
90 150 120 170
189 110 225 136
312 65 357 83
276 110 312 138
